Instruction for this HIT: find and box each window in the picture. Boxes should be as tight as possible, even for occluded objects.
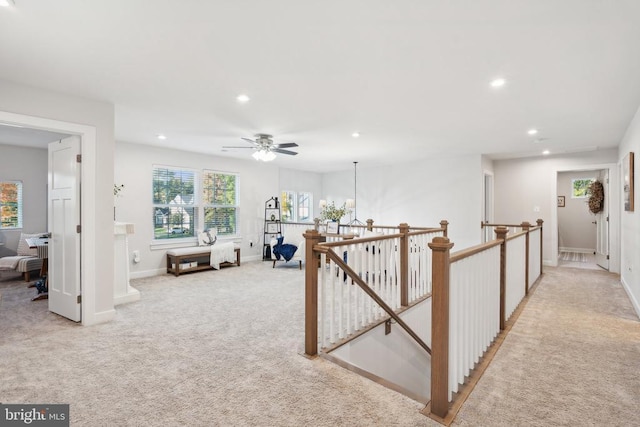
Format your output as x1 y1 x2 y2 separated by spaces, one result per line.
203 171 238 236
152 167 197 239
0 181 23 229
280 191 312 222
572 178 594 198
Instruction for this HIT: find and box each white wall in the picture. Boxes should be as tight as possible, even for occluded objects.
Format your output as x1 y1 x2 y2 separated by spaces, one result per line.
331 300 431 401
115 141 281 277
493 149 619 267
557 171 600 252
618 106 640 317
0 79 115 325
321 154 485 249
0 144 48 257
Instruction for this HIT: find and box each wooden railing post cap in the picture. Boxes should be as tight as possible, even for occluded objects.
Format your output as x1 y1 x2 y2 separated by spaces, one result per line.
495 226 509 238
536 218 544 226
303 229 320 238
440 220 449 227
428 236 454 251
399 223 410 231
521 221 531 229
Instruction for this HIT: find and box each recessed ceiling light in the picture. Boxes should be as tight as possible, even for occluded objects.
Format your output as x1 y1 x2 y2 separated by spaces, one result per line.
490 78 506 88
528 129 538 135
157 134 167 140
352 132 360 138
542 150 550 155
236 94 250 103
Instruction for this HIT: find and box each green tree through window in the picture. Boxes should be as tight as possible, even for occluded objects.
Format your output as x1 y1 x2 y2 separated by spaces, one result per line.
203 171 238 236
0 181 23 229
572 178 594 198
152 167 196 239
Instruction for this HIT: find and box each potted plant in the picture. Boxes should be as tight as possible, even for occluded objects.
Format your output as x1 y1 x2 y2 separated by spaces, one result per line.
319 201 348 223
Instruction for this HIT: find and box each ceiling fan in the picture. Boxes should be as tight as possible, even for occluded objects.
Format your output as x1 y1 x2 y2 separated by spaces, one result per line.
223 133 298 161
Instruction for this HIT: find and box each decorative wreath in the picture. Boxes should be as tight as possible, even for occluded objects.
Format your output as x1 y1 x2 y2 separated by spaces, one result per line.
587 180 604 214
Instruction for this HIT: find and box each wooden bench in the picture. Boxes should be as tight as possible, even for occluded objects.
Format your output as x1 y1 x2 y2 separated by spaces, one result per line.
166 245 240 277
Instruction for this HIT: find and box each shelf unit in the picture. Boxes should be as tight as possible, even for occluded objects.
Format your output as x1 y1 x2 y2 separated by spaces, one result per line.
263 197 281 260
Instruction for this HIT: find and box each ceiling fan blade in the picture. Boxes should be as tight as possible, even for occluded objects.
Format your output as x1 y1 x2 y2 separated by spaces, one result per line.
223 146 256 149
241 137 259 145
272 148 298 156
274 142 299 148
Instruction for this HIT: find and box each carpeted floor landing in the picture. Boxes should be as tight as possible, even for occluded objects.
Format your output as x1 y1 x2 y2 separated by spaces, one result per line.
1 262 638 426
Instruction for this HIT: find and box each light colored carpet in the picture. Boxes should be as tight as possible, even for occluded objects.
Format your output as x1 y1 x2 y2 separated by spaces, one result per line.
1 263 638 426
559 251 588 262
455 266 640 426
0 262 432 426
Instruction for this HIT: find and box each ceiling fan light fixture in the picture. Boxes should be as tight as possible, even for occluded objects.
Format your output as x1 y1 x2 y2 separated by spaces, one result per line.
490 77 506 88
252 149 276 162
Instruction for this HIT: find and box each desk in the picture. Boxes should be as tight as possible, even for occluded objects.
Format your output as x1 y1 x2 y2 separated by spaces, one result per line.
25 237 48 301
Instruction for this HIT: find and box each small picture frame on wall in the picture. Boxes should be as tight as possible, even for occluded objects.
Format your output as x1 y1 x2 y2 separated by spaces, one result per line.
623 152 634 211
557 196 565 207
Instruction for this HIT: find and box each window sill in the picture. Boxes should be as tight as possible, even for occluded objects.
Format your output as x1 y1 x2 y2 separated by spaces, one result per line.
149 236 241 251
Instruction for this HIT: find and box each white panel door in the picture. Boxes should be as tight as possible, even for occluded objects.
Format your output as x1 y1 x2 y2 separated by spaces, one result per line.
48 136 81 322
595 171 609 270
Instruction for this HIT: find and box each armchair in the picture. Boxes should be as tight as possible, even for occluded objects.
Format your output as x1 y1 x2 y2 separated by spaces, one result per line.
270 235 305 270
0 232 45 282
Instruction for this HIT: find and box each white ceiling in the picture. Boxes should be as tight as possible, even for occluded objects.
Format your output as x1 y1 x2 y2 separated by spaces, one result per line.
1 1 640 172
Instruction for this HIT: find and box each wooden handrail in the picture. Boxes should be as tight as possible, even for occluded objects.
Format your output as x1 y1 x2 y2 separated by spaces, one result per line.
317 233 402 248
323 247 432 356
450 239 502 263
505 230 528 241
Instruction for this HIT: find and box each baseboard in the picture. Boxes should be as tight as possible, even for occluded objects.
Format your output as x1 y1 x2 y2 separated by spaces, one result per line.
130 268 165 279
242 254 262 262
559 247 594 254
83 308 116 326
620 276 640 320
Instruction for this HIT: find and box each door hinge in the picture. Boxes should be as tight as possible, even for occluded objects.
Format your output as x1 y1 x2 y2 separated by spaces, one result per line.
77 295 82 304
606 255 610 260
76 225 81 233
606 216 609 222
76 154 81 163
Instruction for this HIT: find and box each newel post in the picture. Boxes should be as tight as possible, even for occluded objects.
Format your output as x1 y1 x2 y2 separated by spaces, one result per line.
440 220 449 237
495 226 508 330
303 229 321 356
521 221 531 295
537 218 544 273
366 219 374 231
429 236 454 419
399 223 410 307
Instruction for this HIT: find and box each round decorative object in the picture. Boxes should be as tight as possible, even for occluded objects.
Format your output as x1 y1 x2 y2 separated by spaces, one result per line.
270 214 276 221
588 180 604 214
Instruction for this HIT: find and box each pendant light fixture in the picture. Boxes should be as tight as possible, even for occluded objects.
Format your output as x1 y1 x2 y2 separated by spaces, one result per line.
348 161 364 225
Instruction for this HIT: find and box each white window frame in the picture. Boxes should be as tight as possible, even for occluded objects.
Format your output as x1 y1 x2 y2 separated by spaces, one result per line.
571 178 595 199
0 180 23 229
151 165 198 242
280 190 313 222
202 170 239 237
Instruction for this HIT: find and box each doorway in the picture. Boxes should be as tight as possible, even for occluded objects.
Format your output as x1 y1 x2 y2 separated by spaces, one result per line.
0 110 108 325
553 164 619 273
